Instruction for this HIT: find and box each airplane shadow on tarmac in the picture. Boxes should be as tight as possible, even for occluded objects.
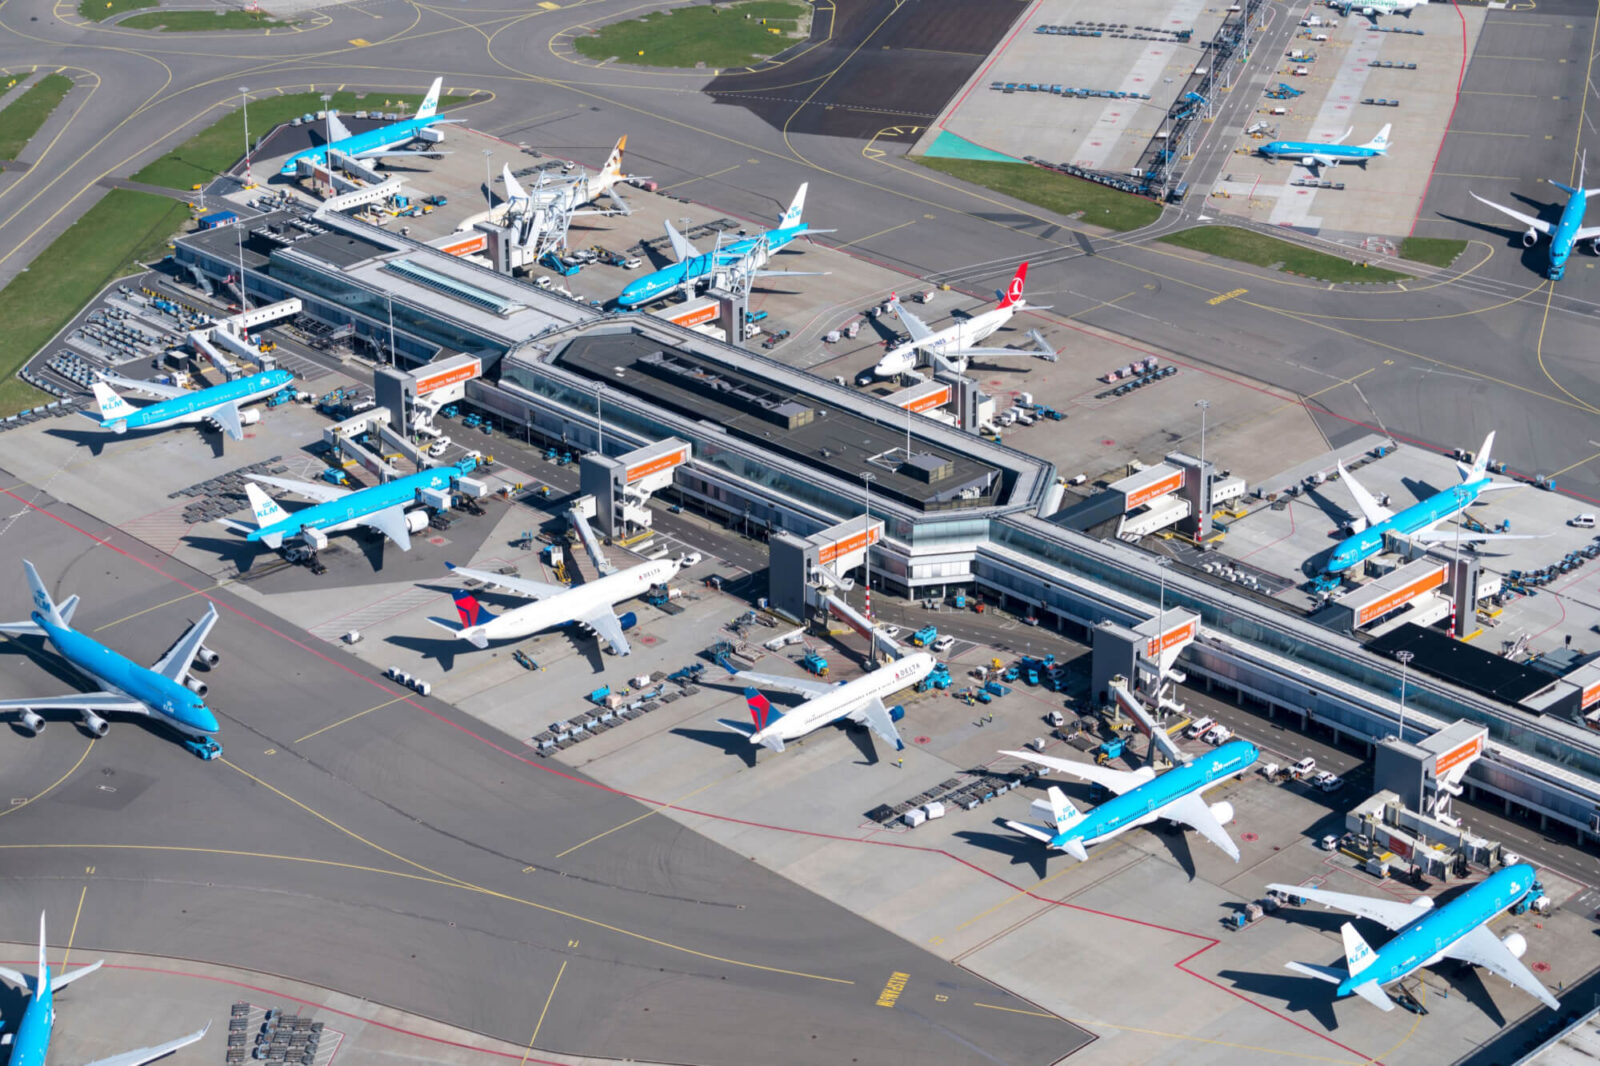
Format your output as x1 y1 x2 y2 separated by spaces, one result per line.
1216 968 1342 1031
1432 207 1560 278
673 724 759 767
955 826 1050 881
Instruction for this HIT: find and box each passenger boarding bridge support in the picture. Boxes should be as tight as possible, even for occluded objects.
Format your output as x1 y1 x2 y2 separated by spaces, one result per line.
324 406 400 482
566 496 618 576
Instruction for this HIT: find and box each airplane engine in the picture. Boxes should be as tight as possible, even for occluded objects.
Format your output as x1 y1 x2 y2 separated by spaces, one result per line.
618 611 639 631
889 704 906 722
196 644 220 668
405 511 430 534
1523 228 1539 249
240 408 262 426
1502 932 1528 958
81 711 108 738
1208 801 1235 825
1589 237 1600 256
18 710 44 736
185 675 209 699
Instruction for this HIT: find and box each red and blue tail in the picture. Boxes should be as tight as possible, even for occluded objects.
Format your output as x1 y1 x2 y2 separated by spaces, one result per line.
452 589 495 629
745 687 783 731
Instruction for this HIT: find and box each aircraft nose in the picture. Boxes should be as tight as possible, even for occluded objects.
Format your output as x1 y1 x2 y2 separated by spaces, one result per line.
190 703 220 734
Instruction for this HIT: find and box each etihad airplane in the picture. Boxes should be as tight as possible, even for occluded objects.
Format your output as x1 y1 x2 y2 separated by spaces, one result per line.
501 136 645 219
0 913 209 1066
1271 864 1559 1013
1000 740 1258 862
0 560 222 757
1337 0 1426 21
431 557 683 655
725 651 936 753
223 458 479 552
615 183 828 307
87 369 293 441
1471 155 1600 279
871 262 1056 378
1326 431 1535 574
279 77 463 176
1259 124 1391 170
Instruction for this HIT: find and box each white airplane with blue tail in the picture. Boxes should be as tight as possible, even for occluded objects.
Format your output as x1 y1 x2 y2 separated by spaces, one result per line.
1471 152 1600 280
1260 125 1390 170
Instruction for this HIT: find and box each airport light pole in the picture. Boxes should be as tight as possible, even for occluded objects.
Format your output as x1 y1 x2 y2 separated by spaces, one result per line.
593 382 604 456
483 149 494 206
1194 399 1210 543
238 87 253 188
386 292 395 366
1194 399 1209 468
1395 650 1414 743
861 471 875 623
320 93 333 194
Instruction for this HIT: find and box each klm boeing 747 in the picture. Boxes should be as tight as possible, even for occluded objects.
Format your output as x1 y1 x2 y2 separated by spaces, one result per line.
1260 125 1391 170
1270 864 1558 1013
89 369 293 441
1471 154 1600 279
1001 740 1258 862
0 561 223 758
278 77 462 176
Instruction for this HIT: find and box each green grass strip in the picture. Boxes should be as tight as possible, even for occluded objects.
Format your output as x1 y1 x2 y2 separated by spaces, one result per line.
1159 226 1411 283
575 0 808 68
119 9 288 31
913 155 1162 232
0 189 192 416
1398 237 1467 269
0 74 75 162
77 0 157 22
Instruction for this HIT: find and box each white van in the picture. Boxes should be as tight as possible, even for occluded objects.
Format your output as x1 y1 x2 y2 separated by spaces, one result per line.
1571 513 1596 528
1185 716 1215 740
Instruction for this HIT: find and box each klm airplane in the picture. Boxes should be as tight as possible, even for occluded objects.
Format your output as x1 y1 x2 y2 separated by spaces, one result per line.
1260 125 1391 170
0 561 223 758
278 77 462 176
1271 864 1559 1013
615 183 828 308
0 913 208 1066
1000 739 1259 862
1471 154 1600 279
224 457 479 552
1325 431 1536 574
88 369 293 441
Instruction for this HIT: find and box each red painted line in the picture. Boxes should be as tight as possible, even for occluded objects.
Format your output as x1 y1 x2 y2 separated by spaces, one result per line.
1235 499 1302 562
937 0 1046 135
1409 0 1470 236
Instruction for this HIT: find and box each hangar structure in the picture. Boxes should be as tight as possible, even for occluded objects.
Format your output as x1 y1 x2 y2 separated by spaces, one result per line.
172 203 1600 846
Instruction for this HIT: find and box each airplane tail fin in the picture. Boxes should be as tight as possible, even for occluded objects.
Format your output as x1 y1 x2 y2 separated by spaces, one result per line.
91 381 135 427
415 77 443 120
502 163 527 204
1457 430 1495 482
22 561 66 629
997 261 1029 309
1363 124 1391 154
244 483 288 530
599 135 626 181
1341 922 1378 976
745 686 784 732
663 218 694 262
1034 786 1082 832
451 588 496 628
779 182 808 229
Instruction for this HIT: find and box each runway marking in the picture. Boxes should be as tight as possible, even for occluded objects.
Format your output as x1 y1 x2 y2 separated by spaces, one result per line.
1475 54 1548 60
61 884 86 970
1065 290 1137 320
293 693 413 744
973 1002 1363 1062
1431 172 1521 180
349 39 371 47
836 218 916 250
93 582 226 632
1208 288 1248 305
538 1 560 8
1548 450 1600 477
1447 130 1528 137
553 780 719 858
658 162 740 191
0 737 92 822
875 971 910 1007
525 959 566 1053
1459 89 1539 97
952 861 1080 933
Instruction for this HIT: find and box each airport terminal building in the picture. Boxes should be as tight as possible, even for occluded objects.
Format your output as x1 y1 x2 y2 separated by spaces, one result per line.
174 206 1600 844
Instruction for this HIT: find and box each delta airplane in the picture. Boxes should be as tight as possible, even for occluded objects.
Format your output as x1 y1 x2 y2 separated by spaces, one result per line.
1471 155 1600 279
1259 124 1391 170
1000 740 1258 862
1337 0 1426 21
0 913 209 1066
87 369 293 441
0 560 223 756
1270 864 1559 1013
223 458 478 552
872 262 1055 378
615 184 827 308
278 77 462 176
1325 431 1535 574
431 557 683 655
725 651 936 753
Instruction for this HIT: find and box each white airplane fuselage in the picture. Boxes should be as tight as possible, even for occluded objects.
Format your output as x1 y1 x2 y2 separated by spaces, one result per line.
752 652 935 747
466 559 679 644
875 305 1017 377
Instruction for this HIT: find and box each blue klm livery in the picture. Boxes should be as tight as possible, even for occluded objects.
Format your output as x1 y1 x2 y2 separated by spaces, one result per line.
89 369 293 441
1260 124 1391 170
279 77 461 176
1002 739 1259 862
1271 864 1560 1013
0 912 208 1066
0 560 223 757
1471 153 1600 280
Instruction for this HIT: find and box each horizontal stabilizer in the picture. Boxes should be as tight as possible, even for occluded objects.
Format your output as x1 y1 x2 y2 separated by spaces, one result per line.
1285 960 1345 985
1004 819 1056 843
1349 979 1395 1012
1062 837 1089 862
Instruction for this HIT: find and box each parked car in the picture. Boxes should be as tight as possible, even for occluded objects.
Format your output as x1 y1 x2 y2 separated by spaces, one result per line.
931 634 956 653
1290 756 1317 779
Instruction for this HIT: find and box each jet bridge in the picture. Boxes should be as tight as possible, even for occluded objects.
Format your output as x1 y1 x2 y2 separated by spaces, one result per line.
578 438 691 537
566 494 618 577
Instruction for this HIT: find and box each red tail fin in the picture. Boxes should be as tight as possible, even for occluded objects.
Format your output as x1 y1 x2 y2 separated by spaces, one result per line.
997 262 1028 309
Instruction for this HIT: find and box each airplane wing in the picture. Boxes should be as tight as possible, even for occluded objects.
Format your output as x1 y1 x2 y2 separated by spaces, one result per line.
151 604 220 681
1575 224 1600 242
245 473 349 503
362 504 413 552
847 696 905 751
83 1021 210 1066
1409 528 1545 545
51 958 103 990
0 693 150 716
732 669 838 700
664 219 700 262
445 563 567 600
1469 191 1553 236
948 346 1043 359
1159 791 1240 861
1265 882 1431 930
890 297 934 342
327 113 354 141
999 749 1157 795
1443 924 1561 1010
1336 462 1393 526
579 608 631 656
206 401 244 441
95 371 188 400
350 148 449 159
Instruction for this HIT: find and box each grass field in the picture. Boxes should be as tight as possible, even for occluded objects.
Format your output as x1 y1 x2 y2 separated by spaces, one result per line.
0 189 191 417
1159 226 1412 283
120 9 287 31
575 0 808 68
131 88 466 189
913 156 1163 232
1399 236 1468 269
0 74 75 161
78 0 157 21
